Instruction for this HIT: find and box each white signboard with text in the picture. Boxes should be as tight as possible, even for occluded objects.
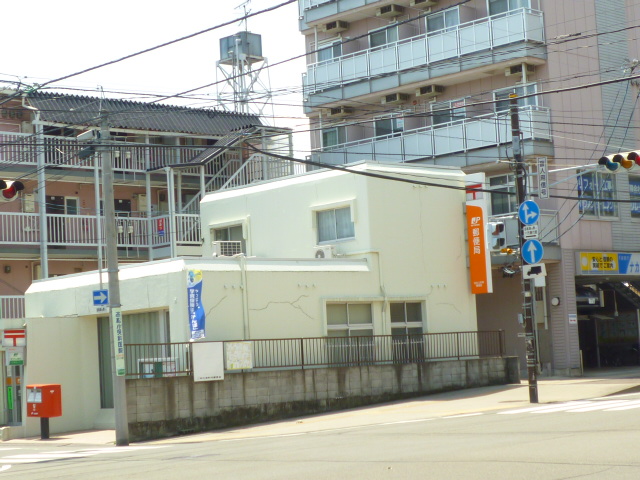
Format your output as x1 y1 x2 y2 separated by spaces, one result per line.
192 342 224 382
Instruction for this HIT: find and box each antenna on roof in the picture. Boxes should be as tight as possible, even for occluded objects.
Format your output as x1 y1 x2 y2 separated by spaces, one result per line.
235 0 252 31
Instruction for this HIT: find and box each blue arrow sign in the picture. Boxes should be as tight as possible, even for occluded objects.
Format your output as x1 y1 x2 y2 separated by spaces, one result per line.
522 239 544 265
93 289 109 306
518 200 540 225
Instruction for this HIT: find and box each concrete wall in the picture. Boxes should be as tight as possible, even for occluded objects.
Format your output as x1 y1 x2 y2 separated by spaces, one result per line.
126 356 519 441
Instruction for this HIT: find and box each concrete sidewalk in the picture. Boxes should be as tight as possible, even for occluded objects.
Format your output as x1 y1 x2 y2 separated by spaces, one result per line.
5 367 640 446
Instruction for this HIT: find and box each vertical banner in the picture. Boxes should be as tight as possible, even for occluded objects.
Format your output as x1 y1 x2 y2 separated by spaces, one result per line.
111 307 126 376
157 218 165 237
187 270 205 340
466 203 492 294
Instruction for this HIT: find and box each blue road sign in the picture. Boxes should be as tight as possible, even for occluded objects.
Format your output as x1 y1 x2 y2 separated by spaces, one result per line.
522 239 544 265
518 200 540 225
93 289 109 306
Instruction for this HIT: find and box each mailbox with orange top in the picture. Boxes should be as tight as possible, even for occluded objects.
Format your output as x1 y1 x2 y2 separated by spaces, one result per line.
26 384 62 439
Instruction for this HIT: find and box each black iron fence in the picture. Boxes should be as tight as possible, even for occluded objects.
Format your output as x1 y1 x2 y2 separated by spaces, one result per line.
124 330 505 379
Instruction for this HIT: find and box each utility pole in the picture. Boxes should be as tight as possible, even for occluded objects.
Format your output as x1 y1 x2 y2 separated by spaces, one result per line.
510 94 539 404
100 115 130 445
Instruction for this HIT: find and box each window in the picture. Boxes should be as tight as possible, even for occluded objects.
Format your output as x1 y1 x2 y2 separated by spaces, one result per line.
489 174 517 215
321 126 346 148
494 83 538 113
427 8 460 34
317 206 355 243
212 224 245 253
577 171 617 218
630 175 640 219
431 99 466 126
327 303 374 365
369 25 398 48
489 0 530 16
317 40 342 63
374 115 404 137
391 302 425 363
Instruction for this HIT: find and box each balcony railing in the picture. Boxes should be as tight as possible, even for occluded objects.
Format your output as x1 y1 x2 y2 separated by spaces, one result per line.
125 330 505 377
0 296 25 319
313 105 551 165
0 212 201 250
0 133 208 173
304 8 544 95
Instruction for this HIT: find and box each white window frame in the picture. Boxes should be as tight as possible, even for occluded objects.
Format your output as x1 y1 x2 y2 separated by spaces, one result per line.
431 98 466 126
374 112 405 138
493 83 538 114
369 24 399 49
65 197 80 215
209 219 248 253
426 6 460 35
488 0 531 16
577 170 618 219
488 174 518 216
390 301 425 363
321 125 346 148
316 38 342 63
326 302 374 336
315 203 355 244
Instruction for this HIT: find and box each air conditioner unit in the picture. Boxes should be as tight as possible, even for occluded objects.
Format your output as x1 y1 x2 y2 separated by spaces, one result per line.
416 84 445 98
314 245 336 259
323 20 350 33
328 106 354 118
212 240 243 257
505 64 536 77
410 0 438 8
376 4 404 18
381 92 410 105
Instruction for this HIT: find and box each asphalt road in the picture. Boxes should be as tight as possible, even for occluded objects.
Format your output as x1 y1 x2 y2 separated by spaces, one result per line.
1 390 640 479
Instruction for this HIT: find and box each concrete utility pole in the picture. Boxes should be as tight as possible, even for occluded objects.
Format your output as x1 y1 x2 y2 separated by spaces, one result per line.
100 115 130 445
510 94 539 404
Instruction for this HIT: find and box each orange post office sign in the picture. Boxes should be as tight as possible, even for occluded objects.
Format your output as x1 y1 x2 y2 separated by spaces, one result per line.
467 203 492 294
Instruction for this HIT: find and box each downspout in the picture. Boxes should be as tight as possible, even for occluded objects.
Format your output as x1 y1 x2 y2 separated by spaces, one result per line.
344 250 387 332
165 167 176 258
239 255 250 339
94 151 103 287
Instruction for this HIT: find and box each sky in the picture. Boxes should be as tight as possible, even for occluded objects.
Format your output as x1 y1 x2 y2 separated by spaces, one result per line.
1 0 309 152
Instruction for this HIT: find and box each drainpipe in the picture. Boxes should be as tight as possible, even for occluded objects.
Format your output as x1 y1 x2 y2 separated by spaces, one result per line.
94 152 103 287
165 167 176 258
239 255 250 339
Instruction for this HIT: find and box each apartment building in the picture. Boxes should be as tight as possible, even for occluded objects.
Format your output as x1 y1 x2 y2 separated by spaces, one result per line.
298 0 640 374
0 90 294 322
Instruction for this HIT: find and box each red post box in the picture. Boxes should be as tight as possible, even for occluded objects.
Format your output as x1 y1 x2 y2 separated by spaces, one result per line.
26 384 62 418
26 384 61 440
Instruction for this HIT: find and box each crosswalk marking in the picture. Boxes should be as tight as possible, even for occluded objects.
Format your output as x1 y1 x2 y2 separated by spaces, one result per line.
499 399 640 415
0 446 164 465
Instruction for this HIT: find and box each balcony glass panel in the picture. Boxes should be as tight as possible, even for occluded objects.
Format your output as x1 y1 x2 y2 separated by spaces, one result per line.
305 8 544 96
313 106 550 165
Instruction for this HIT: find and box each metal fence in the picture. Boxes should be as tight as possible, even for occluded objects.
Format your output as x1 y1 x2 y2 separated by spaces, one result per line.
124 330 505 378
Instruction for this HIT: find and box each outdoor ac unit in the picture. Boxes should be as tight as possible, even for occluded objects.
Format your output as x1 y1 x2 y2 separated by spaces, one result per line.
410 0 438 8
376 4 404 18
416 84 445 98
323 20 349 33
314 245 335 259
505 64 535 77
212 240 243 257
328 106 354 118
381 92 410 105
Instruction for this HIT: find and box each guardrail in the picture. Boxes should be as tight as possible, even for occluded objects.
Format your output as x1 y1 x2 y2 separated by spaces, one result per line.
124 330 505 378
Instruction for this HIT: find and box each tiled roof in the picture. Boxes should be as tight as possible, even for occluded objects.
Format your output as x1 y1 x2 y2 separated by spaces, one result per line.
26 92 263 136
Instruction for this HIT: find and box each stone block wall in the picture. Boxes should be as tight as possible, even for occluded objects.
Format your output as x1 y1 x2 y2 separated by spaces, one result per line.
127 357 519 441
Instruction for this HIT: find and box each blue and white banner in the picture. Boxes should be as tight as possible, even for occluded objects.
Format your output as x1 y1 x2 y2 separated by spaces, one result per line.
187 270 205 340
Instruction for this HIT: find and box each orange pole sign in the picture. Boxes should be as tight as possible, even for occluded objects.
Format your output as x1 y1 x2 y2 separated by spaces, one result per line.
466 203 492 294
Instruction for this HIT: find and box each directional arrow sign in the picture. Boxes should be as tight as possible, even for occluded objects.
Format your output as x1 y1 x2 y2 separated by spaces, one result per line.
518 200 540 225
93 289 109 306
522 239 544 265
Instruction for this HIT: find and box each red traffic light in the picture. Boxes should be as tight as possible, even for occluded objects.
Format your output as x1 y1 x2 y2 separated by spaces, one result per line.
0 181 24 202
598 151 640 172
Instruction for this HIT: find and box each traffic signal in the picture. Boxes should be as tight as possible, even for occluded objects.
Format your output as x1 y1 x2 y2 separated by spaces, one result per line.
487 221 506 252
598 151 640 173
0 180 24 202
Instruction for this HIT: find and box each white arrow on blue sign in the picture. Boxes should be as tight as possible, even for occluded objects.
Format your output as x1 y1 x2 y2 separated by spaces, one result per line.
518 200 540 225
522 239 544 265
93 289 109 306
